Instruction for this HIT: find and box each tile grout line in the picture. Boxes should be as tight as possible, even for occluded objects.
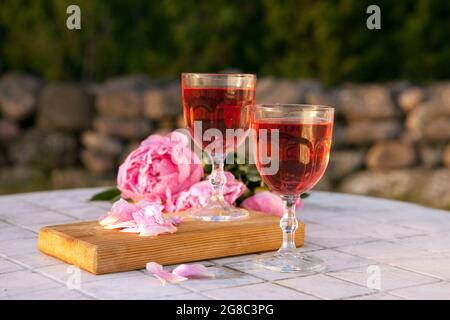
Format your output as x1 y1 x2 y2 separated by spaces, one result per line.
270 281 320 300
324 267 442 294
0 254 99 300
328 245 450 282
186 280 269 295
305 219 427 241
178 265 267 294
0 218 18 228
0 209 82 233
385 290 408 299
308 238 381 251
385 262 450 282
307 272 378 298
273 279 327 300
138 268 208 298
20 198 99 217
222 263 302 282
343 291 397 300
383 280 450 300
385 279 446 294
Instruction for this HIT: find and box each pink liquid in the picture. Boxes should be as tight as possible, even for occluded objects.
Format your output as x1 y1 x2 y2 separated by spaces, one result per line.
182 87 255 155
252 118 333 195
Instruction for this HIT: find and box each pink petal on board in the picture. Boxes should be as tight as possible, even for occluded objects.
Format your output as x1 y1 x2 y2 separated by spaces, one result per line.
119 227 140 233
98 214 117 227
103 220 137 230
138 224 177 237
146 262 187 285
172 264 215 279
169 215 183 225
99 198 138 228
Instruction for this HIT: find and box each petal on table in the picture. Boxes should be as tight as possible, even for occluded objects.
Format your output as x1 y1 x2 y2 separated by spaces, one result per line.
146 262 187 285
172 263 215 279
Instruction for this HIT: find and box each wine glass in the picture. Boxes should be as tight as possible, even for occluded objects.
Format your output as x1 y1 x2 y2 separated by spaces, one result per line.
181 73 256 221
249 104 334 272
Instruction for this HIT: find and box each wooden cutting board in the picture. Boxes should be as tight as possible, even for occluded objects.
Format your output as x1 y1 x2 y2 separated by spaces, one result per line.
38 212 304 275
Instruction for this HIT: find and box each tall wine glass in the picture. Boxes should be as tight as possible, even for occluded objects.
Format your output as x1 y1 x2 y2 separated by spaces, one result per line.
250 104 334 272
182 73 256 221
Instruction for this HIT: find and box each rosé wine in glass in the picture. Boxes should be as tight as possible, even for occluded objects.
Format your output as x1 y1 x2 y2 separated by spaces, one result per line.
183 87 255 156
181 73 256 222
253 118 333 196
250 104 334 273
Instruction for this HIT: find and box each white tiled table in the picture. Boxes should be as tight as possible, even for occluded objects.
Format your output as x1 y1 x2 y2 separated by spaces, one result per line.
1 188 450 300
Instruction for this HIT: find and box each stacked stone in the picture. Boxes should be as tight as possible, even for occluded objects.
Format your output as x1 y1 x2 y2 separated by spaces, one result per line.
1 72 450 209
0 73 45 192
0 73 183 192
255 79 450 209
82 75 181 180
336 83 450 209
332 84 406 194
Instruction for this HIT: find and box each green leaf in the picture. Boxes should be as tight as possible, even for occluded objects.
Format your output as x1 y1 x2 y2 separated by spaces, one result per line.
90 188 121 202
224 163 237 171
237 164 249 173
254 186 270 193
202 163 212 175
111 194 122 202
236 188 253 205
246 173 262 182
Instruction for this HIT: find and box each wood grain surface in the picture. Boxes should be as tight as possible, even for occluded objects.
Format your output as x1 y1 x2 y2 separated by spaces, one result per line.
38 212 305 275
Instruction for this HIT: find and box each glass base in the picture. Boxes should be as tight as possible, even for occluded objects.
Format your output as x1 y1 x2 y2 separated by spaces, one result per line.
254 251 326 273
186 200 249 222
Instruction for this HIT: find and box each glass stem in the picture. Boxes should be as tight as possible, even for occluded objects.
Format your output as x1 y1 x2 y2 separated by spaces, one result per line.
209 160 226 202
279 195 299 253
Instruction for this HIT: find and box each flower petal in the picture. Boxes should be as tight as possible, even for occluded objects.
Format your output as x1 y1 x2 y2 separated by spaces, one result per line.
138 224 177 237
99 198 138 229
169 215 183 225
146 262 187 285
103 220 137 230
172 264 215 279
240 191 305 217
240 191 283 216
119 227 140 233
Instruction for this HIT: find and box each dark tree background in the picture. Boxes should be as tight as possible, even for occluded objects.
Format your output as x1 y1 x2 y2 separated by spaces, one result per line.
0 0 449 85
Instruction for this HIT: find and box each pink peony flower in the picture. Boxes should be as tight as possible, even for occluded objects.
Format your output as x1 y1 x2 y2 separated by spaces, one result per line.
117 131 203 210
174 172 246 211
240 191 304 217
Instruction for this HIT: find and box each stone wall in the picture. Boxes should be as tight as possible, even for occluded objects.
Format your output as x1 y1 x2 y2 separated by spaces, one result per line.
1 72 450 209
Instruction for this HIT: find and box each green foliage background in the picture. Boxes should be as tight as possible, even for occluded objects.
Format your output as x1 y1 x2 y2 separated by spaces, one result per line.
0 0 449 85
